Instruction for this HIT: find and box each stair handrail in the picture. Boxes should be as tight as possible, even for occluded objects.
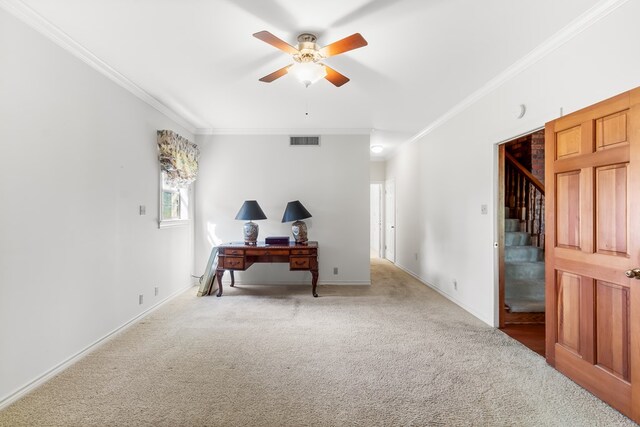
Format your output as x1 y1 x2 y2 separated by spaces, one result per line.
505 151 545 194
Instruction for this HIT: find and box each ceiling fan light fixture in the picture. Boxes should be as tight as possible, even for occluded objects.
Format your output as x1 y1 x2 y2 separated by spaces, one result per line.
254 31 367 87
288 62 327 87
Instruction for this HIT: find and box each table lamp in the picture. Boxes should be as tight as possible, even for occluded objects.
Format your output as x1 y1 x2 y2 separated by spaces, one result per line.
235 200 267 245
281 200 312 244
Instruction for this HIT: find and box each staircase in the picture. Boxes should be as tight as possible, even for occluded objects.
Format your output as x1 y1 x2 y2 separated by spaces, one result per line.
504 207 545 314
503 151 546 322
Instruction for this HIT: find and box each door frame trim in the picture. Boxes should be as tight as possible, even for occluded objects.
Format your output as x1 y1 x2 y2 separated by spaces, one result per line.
370 182 384 258
498 145 506 328
384 178 396 263
495 127 544 329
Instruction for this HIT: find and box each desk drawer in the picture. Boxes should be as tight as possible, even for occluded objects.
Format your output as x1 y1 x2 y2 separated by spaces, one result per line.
246 249 289 256
223 248 244 256
223 257 244 269
290 257 310 270
291 248 313 255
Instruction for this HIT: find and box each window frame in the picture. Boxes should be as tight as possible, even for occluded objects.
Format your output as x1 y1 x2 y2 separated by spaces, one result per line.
158 170 191 228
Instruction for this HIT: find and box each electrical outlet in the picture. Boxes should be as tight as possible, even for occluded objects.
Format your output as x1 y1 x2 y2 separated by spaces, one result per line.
139 294 144 305
333 267 338 275
453 280 458 291
154 287 159 297
481 204 488 215
139 205 146 215
415 253 418 260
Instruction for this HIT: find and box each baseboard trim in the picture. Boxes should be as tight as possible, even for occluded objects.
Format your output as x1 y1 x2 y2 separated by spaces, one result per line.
0 283 195 411
320 281 371 286
394 263 494 327
219 280 371 286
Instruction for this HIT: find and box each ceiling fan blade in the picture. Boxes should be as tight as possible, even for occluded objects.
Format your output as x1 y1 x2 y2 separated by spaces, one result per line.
253 31 299 55
259 64 293 83
322 65 350 87
319 33 368 58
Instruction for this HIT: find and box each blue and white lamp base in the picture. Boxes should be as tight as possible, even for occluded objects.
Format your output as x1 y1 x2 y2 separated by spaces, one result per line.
243 221 259 245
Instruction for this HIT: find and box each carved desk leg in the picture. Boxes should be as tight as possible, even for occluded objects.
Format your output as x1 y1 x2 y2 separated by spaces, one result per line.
215 269 224 297
311 269 319 297
230 270 235 287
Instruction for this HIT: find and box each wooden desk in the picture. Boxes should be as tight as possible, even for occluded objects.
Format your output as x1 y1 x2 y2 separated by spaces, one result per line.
215 241 319 297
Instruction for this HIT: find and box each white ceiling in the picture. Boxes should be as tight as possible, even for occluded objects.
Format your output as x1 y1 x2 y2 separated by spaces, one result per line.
13 0 602 158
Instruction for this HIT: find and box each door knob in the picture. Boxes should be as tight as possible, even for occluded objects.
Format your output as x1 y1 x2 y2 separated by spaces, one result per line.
624 268 640 279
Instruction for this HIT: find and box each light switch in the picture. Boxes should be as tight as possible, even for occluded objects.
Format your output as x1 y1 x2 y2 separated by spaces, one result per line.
139 205 146 215
481 204 488 215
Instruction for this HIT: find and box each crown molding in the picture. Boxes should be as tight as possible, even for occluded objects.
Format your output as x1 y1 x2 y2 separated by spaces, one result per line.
1 0 371 139
0 0 198 134
195 127 372 136
5 0 625 144
401 0 630 149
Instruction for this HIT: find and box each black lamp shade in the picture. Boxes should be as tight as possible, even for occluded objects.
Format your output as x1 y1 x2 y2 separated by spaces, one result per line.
281 200 312 223
235 200 267 221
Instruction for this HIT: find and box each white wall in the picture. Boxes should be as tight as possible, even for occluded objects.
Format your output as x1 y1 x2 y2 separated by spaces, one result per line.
386 1 640 326
194 134 370 286
370 161 385 182
0 9 195 404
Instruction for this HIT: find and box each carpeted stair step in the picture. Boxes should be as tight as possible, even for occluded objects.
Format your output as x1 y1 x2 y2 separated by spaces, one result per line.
505 218 521 232
506 278 545 299
503 204 546 312
505 232 531 246
506 246 543 262
505 261 545 280
505 278 546 312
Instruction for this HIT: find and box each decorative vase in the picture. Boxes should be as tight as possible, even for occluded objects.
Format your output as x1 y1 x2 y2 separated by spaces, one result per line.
291 220 308 244
243 221 259 245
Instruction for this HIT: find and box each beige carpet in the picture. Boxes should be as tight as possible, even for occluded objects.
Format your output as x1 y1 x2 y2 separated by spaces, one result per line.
0 259 635 426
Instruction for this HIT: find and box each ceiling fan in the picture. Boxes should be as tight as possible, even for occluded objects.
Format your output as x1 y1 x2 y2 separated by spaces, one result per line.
253 30 368 87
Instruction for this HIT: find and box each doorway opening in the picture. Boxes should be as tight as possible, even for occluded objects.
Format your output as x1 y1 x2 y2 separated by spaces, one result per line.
384 179 396 263
498 129 545 356
370 183 383 258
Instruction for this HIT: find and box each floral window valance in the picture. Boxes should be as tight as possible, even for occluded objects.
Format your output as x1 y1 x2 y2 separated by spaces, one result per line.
157 130 200 187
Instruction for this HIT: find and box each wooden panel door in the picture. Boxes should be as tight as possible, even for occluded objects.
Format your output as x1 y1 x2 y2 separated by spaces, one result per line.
545 87 640 422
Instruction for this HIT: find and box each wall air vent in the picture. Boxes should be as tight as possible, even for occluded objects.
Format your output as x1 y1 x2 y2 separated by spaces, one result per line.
290 136 320 146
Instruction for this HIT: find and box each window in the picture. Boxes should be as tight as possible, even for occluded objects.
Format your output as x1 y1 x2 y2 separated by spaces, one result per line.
159 170 190 227
156 129 199 227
